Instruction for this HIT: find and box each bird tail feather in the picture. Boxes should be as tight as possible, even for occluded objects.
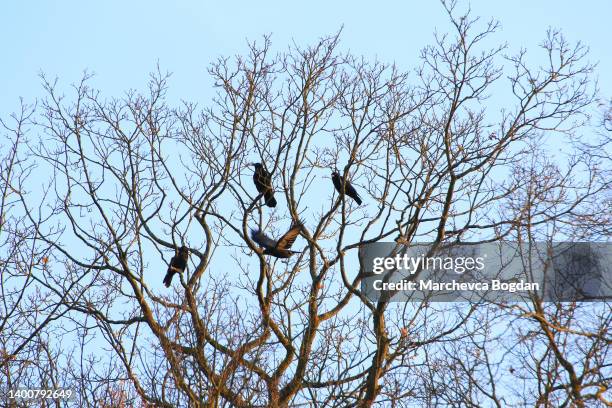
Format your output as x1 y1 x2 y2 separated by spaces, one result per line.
264 191 277 207
163 271 173 287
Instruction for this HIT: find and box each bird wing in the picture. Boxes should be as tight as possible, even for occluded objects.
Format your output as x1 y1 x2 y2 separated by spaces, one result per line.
346 182 360 198
251 229 277 249
331 173 342 192
276 222 302 250
167 255 177 272
169 253 186 272
254 168 272 189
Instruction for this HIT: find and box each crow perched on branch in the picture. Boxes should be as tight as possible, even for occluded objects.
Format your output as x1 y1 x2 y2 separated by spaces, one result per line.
163 245 189 287
251 222 303 258
251 163 277 207
331 170 362 205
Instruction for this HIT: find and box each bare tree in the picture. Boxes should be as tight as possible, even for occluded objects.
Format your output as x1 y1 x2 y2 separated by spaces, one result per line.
1 2 610 407
0 102 78 407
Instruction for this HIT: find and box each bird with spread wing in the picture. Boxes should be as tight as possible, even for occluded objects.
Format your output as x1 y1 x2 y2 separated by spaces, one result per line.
251 221 303 258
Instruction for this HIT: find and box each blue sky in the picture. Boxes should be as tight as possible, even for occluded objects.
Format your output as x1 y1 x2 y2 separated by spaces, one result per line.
2 1 611 115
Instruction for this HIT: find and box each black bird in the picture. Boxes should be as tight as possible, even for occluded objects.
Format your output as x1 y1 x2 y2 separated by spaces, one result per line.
251 222 303 258
163 245 189 287
331 170 362 205
251 163 277 207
